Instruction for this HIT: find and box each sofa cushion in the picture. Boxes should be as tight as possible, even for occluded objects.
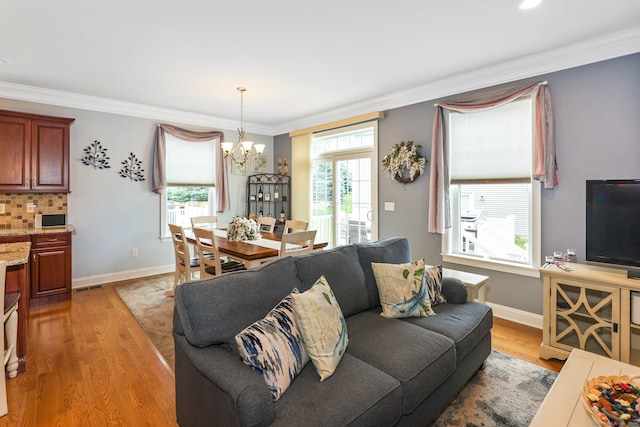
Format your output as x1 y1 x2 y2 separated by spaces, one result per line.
371 258 435 318
235 290 309 401
291 276 349 381
425 264 447 305
272 353 402 427
345 310 456 414
404 301 493 363
355 237 412 308
294 245 371 316
174 256 303 347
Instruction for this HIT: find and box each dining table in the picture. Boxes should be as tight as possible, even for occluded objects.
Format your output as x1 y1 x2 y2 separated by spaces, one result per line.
184 228 327 269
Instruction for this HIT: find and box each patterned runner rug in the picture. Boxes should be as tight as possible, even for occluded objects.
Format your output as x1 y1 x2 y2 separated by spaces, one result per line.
115 275 557 426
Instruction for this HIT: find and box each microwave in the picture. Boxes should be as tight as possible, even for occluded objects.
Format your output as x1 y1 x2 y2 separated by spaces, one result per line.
35 213 67 229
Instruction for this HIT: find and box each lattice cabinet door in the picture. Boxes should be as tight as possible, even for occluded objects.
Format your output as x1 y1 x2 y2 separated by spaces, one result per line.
550 277 620 359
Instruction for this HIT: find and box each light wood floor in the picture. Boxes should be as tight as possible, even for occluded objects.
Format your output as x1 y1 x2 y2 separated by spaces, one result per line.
0 280 563 426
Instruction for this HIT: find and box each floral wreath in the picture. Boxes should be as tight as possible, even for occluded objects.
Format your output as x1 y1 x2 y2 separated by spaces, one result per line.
381 141 427 183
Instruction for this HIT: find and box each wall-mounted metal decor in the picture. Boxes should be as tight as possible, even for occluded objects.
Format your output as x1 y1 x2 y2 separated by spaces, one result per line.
119 152 146 181
81 140 111 169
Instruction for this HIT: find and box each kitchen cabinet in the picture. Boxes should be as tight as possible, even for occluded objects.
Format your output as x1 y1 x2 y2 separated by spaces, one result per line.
0 236 30 373
30 232 72 303
540 263 640 365
247 174 291 233
0 110 74 192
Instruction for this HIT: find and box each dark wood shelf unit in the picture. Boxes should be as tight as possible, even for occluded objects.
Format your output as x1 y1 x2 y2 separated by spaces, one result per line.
247 174 291 233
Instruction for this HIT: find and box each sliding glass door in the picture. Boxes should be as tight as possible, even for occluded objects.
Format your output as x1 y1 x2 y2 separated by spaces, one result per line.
335 155 374 246
310 122 377 248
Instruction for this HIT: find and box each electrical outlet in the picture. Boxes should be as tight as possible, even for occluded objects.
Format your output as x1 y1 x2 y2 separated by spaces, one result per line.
384 202 395 211
131 248 138 257
27 203 36 213
0 204 4 214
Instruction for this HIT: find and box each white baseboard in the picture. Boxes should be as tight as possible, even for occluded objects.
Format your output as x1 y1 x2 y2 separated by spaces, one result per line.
487 301 543 330
72 264 174 289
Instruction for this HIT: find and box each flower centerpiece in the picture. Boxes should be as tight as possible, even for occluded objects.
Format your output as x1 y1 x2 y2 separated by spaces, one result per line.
381 141 427 183
226 216 261 242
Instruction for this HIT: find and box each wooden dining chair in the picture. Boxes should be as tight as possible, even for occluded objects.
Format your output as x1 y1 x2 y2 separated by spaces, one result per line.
283 219 308 234
279 230 317 258
190 216 219 259
257 217 276 233
169 224 200 293
193 228 246 278
0 260 19 417
190 215 218 229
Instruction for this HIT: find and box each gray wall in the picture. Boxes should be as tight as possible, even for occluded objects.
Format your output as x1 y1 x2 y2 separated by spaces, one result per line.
0 98 273 283
2 52 638 312
275 52 640 315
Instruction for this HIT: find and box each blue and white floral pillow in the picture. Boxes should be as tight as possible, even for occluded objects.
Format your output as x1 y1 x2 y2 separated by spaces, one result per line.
291 276 348 381
371 258 436 318
235 289 309 400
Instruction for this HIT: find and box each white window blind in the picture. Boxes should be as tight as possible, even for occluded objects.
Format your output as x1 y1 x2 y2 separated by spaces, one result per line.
449 98 532 183
165 134 217 186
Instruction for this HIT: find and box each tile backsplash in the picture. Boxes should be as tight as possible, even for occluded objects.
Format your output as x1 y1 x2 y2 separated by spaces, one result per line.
0 193 68 229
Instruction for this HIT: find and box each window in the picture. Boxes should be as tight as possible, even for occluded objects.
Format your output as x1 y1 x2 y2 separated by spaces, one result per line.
310 122 377 248
443 98 541 276
160 134 217 239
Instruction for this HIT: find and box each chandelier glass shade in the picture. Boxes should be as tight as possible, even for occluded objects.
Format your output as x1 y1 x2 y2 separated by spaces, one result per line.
221 87 265 165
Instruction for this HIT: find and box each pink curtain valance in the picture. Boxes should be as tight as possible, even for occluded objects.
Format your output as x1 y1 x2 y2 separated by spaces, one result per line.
152 124 230 213
428 81 556 234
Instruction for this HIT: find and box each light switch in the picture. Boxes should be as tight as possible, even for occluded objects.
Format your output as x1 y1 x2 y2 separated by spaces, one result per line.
27 203 36 213
384 202 395 211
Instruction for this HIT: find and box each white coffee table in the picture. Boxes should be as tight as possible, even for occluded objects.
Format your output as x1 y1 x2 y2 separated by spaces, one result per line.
530 348 640 426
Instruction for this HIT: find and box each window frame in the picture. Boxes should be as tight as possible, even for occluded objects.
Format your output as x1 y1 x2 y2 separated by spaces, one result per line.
159 134 218 241
441 98 542 278
160 186 216 241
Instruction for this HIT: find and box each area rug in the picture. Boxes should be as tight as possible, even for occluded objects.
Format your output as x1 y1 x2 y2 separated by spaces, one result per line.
115 275 557 426
430 350 557 427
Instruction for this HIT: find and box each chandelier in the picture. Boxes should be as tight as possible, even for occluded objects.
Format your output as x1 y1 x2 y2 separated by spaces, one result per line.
221 87 265 166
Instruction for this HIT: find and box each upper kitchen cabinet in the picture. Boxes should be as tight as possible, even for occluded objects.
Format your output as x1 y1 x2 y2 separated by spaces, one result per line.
0 110 75 193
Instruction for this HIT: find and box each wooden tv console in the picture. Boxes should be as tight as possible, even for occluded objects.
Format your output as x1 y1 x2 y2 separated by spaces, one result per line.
540 262 640 364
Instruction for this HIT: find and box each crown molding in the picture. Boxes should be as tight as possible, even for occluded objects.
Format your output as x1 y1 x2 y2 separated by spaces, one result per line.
274 26 640 135
0 81 275 135
1 26 639 137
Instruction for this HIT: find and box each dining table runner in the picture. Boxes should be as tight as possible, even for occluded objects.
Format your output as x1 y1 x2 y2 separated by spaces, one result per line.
211 228 299 250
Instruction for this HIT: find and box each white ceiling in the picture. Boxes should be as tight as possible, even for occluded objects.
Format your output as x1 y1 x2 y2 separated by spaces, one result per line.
1 0 639 135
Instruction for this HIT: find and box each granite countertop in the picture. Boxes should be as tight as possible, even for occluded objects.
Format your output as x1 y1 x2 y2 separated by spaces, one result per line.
0 225 76 237
0 242 31 266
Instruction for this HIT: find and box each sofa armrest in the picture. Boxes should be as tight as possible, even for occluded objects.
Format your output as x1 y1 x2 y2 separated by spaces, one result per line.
174 333 274 426
441 277 468 304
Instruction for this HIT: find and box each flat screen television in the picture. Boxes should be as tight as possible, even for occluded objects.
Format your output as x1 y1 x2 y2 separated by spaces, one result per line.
586 179 640 279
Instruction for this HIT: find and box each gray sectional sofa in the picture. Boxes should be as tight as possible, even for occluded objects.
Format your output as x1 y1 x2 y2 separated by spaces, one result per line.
173 237 493 426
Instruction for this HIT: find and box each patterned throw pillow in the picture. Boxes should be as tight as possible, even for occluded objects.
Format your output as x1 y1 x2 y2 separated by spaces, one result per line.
371 258 436 318
425 264 447 305
235 289 309 400
291 276 348 381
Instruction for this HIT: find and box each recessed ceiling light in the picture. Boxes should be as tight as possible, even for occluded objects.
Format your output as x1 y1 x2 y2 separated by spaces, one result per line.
519 0 542 10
